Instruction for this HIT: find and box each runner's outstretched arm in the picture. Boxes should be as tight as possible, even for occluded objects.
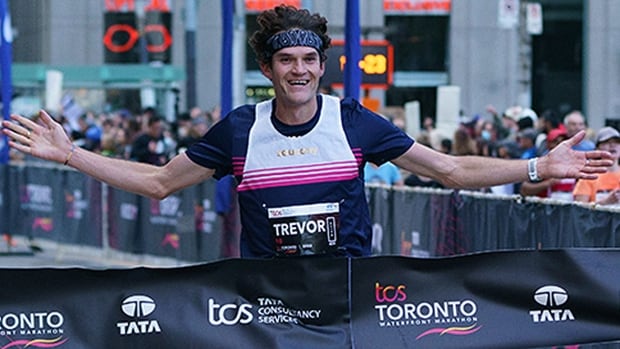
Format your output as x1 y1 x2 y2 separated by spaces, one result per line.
392 131 612 189
2 110 214 199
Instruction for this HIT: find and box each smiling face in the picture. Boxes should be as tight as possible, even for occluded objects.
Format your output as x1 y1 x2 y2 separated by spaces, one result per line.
260 46 325 110
598 139 620 160
564 112 586 137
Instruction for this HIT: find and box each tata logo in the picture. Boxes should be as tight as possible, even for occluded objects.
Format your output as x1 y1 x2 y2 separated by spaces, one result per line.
529 285 575 323
533 285 568 307
121 295 156 317
117 295 162 335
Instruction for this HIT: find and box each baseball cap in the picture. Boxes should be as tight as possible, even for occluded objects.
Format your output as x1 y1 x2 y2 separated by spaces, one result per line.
518 128 538 141
547 128 567 143
520 108 538 122
503 106 538 123
595 126 620 146
503 106 522 121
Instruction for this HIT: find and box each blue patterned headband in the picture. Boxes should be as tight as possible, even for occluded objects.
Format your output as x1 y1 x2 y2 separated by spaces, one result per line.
266 29 323 58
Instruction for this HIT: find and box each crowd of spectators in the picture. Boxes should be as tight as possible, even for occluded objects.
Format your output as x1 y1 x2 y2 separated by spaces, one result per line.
10 105 221 166
11 101 619 207
406 105 620 206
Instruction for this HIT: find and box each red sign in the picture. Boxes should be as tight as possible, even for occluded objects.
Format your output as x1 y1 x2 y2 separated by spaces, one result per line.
103 23 139 53
103 23 172 53
105 0 136 11
245 0 301 12
383 0 451 14
103 9 172 63
105 0 170 12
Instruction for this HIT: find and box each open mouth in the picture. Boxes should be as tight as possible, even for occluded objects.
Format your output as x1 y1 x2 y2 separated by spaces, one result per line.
288 80 309 86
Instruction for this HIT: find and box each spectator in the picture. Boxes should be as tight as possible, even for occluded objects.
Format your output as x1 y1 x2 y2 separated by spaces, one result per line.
364 162 403 186
520 128 575 200
487 139 521 195
420 116 442 150
477 120 499 157
518 128 538 159
189 106 203 120
175 111 192 136
390 115 406 132
72 113 102 152
512 128 539 195
564 110 595 151
488 105 520 141
439 138 452 155
536 109 565 156
209 105 222 125
100 117 127 158
452 126 477 156
573 126 620 205
177 116 209 154
129 115 169 166
516 107 538 131
403 136 443 188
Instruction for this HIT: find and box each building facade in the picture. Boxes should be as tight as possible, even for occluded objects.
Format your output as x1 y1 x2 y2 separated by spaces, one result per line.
6 0 620 131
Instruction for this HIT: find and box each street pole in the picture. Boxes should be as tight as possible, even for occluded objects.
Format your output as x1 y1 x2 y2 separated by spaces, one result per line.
517 1 532 108
233 0 246 109
344 0 361 100
184 0 197 109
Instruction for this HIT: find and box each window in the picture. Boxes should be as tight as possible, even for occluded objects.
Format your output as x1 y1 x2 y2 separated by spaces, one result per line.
245 14 260 71
385 15 449 72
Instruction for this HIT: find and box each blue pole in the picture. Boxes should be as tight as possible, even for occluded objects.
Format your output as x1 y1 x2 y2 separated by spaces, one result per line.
220 0 233 116
0 0 12 164
344 0 360 100
216 0 234 215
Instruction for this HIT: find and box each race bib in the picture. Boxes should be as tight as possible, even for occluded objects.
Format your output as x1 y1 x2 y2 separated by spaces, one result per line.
268 202 339 256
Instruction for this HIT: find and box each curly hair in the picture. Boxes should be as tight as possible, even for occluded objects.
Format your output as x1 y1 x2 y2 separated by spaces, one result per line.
249 5 331 65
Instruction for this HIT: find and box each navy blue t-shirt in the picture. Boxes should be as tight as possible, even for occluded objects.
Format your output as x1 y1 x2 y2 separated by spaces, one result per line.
186 96 413 258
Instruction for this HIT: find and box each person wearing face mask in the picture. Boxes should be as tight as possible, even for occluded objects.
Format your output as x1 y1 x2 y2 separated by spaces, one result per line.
480 129 492 142
476 120 498 157
573 127 620 205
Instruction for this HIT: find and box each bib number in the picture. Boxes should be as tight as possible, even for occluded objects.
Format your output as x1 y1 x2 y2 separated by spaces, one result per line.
268 202 339 256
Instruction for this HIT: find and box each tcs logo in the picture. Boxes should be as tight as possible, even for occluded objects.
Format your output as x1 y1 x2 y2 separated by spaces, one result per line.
208 299 253 326
375 282 407 303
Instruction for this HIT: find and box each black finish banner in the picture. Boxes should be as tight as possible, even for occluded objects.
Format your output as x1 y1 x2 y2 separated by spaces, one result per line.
0 251 619 348
351 250 620 349
0 257 350 348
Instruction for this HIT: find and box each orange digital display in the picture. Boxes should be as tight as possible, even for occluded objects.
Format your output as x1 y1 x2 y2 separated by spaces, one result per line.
323 40 394 89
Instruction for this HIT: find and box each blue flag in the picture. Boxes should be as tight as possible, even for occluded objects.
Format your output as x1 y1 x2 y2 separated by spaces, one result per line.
0 0 13 164
215 0 234 214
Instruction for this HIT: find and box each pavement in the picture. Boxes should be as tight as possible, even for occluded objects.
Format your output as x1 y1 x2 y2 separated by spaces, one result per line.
0 236 194 269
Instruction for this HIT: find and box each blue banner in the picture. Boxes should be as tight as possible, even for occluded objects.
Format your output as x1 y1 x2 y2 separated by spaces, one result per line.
0 0 13 164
